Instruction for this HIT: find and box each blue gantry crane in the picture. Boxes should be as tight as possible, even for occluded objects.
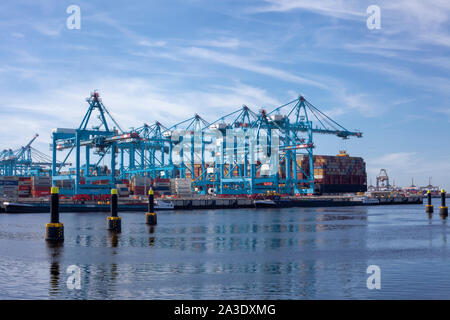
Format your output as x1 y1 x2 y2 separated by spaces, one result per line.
49 91 362 197
120 121 172 179
266 96 362 195
192 105 259 195
51 91 140 196
192 96 362 195
0 134 62 176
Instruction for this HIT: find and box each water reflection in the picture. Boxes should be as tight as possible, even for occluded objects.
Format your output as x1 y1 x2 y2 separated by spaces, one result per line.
107 231 120 248
148 225 156 247
46 241 63 296
4 206 449 299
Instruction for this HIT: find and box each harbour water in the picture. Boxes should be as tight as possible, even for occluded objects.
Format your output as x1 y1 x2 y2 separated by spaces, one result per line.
0 199 449 299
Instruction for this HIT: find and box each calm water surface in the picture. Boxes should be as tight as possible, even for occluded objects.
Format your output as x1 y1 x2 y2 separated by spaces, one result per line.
0 199 449 299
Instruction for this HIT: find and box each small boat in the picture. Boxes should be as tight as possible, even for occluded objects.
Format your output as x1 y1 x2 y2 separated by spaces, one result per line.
352 196 380 205
254 199 277 208
154 200 174 210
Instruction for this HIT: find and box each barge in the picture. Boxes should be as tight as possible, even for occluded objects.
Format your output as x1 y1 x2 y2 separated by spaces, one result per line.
1 195 423 213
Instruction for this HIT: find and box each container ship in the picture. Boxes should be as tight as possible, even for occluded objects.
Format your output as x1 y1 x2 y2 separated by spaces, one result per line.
297 151 367 194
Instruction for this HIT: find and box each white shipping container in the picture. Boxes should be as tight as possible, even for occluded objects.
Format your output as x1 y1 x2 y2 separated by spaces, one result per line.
132 176 152 186
260 163 271 176
3 185 18 190
3 191 18 195
0 176 19 181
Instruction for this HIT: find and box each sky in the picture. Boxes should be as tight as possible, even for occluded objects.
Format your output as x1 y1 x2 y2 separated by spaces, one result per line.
0 0 449 188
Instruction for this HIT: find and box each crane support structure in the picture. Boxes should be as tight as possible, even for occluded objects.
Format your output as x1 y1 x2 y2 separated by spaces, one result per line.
192 96 362 195
0 134 64 176
51 91 140 195
50 92 362 196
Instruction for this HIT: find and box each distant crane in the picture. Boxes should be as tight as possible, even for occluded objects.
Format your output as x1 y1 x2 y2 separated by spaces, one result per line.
0 134 63 176
376 169 390 190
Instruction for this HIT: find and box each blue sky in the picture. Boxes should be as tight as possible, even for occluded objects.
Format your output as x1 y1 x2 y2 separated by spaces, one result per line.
0 0 449 188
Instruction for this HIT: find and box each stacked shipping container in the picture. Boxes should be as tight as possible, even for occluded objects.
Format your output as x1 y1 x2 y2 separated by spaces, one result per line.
170 178 193 196
0 176 19 198
18 177 32 198
130 176 178 196
154 178 171 194
31 176 51 197
130 176 152 195
297 152 367 194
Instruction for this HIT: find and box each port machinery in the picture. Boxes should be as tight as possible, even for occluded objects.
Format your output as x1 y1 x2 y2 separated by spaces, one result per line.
122 113 212 181
51 91 362 196
0 133 67 176
192 96 362 195
51 91 142 195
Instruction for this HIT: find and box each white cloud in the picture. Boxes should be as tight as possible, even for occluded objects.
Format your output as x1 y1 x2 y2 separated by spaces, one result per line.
0 77 281 147
249 0 450 52
432 108 450 121
335 90 379 118
367 152 450 189
184 47 326 88
11 32 25 39
138 40 167 48
249 0 365 20
192 38 241 49
34 23 63 37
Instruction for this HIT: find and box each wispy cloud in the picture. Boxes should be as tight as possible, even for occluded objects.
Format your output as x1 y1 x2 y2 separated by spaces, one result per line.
249 0 450 54
34 22 63 37
191 38 241 49
248 0 365 20
367 152 450 188
0 76 281 147
432 108 450 121
137 39 167 48
184 47 325 88
10 32 25 39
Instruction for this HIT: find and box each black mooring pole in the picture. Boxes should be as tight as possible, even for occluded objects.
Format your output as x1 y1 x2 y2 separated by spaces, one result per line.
45 187 64 241
107 188 121 232
145 188 157 225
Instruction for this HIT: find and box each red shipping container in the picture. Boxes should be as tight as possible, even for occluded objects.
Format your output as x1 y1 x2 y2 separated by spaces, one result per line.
33 191 50 197
32 186 50 191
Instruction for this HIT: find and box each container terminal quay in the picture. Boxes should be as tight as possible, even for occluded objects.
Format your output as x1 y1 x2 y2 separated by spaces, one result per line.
0 91 440 213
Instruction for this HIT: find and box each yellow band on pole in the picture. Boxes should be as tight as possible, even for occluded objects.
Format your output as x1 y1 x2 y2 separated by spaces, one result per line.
442 189 446 193
111 188 118 195
148 189 154 195
427 190 431 194
46 222 63 227
51 187 59 194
